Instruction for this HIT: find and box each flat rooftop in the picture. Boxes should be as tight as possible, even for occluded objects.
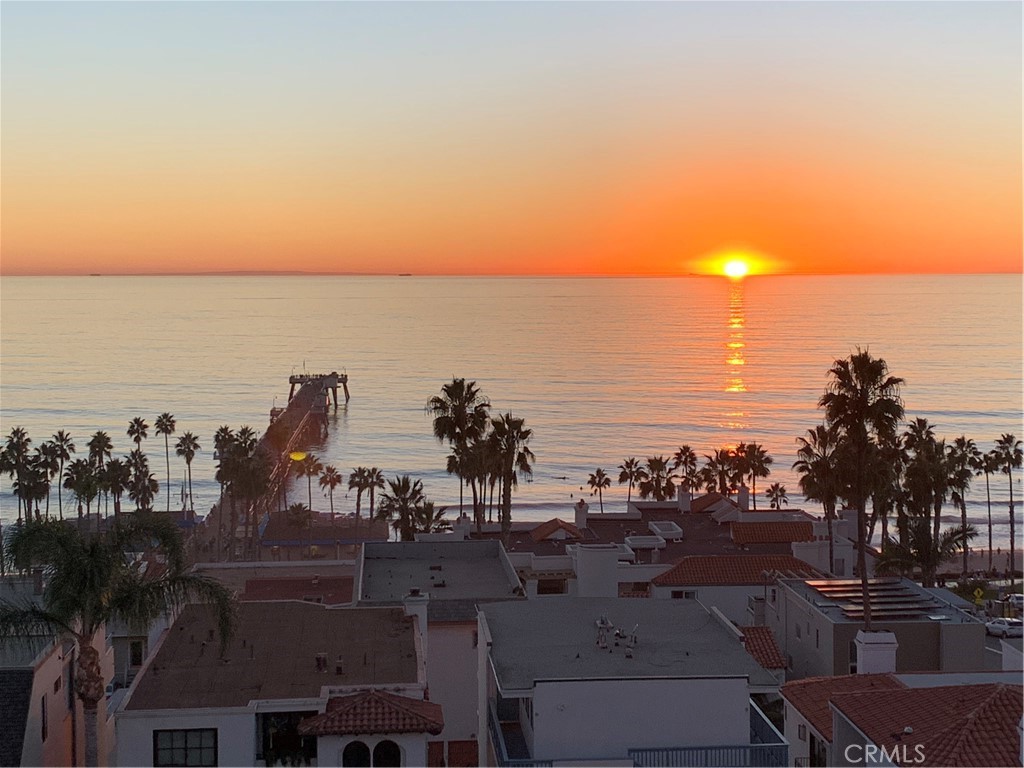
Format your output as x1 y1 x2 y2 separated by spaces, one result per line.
194 561 356 595
359 541 522 613
481 597 778 694
126 602 418 711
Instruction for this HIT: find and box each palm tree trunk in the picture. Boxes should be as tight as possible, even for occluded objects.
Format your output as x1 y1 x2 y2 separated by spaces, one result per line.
187 461 194 515
329 489 334 523
501 468 513 544
76 642 104 767
165 435 171 512
598 488 604 514
961 499 969 578
58 460 64 519
751 476 757 511
985 473 993 572
470 478 482 534
1009 469 1016 586
826 505 836 575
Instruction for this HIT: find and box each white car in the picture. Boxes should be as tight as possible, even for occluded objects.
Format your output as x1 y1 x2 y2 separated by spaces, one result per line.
985 618 1024 637
1005 593 1024 610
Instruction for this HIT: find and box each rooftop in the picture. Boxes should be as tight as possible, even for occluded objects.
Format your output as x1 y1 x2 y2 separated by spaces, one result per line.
359 541 523 622
125 602 418 711
529 518 584 543
832 683 1024 767
652 554 826 587
240 576 353 605
740 626 787 670
481 597 778 694
730 521 815 545
261 514 389 547
781 577 983 625
298 689 443 736
781 674 906 740
194 561 356 595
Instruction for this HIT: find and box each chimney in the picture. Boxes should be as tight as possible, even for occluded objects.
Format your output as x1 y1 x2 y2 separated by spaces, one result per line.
737 485 750 513
403 588 429 660
677 487 692 513
855 630 898 674
574 499 590 531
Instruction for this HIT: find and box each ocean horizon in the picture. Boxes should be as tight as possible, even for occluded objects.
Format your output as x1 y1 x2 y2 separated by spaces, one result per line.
1 273 1021 546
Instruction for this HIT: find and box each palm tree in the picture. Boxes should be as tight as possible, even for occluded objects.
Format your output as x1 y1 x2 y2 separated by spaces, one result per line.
126 418 149 449
946 436 980 577
617 457 647 504
51 430 75 520
35 442 61 518
739 442 773 510
103 459 132 519
766 483 789 510
427 378 491 525
794 424 842 573
129 470 159 512
5 427 32 523
175 432 200 513
413 501 451 536
489 414 535 541
155 413 176 512
63 459 98 523
232 452 271 560
672 446 700 494
994 434 1023 584
703 449 738 496
376 475 427 542
319 465 344 523
876 517 976 588
640 456 676 502
235 425 258 454
587 468 611 513
365 467 386 522
819 349 904 630
287 502 315 558
348 467 368 529
295 454 324 512
972 449 1000 572
0 514 236 767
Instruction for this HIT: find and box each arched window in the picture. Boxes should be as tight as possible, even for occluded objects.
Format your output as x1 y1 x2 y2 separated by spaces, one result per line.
342 740 370 767
372 739 401 767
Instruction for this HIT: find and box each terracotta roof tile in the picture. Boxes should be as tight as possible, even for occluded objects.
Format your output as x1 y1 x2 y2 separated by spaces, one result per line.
740 626 787 670
831 684 1024 767
731 521 814 545
652 555 825 586
781 674 905 741
298 690 444 736
529 518 583 543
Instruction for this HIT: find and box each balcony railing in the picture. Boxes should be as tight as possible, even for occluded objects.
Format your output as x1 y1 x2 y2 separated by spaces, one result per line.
488 701 553 768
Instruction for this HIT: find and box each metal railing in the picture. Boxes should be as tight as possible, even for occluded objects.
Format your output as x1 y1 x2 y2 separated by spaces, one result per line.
487 701 552 768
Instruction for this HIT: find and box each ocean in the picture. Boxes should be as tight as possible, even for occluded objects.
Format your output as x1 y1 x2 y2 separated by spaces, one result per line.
1 274 1021 546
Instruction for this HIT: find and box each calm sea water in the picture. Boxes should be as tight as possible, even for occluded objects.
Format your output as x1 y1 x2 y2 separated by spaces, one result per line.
1 275 1021 546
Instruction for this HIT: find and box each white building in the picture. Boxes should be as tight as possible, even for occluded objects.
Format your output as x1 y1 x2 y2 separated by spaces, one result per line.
114 600 440 767
477 597 787 766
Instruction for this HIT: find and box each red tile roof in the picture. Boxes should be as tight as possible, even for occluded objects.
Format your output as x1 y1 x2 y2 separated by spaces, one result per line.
691 493 737 513
740 626 787 670
831 684 1024 768
731 521 814 545
652 555 825 586
530 518 584 543
781 674 906 741
298 690 444 736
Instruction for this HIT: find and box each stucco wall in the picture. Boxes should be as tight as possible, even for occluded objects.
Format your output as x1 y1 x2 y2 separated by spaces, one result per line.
318 733 425 766
427 623 478 742
531 677 750 762
116 710 255 767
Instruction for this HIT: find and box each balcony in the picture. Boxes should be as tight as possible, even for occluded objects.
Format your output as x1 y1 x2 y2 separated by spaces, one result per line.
488 698 786 767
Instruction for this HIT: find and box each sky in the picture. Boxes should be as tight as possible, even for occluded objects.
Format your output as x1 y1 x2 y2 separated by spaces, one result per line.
1 1 1020 276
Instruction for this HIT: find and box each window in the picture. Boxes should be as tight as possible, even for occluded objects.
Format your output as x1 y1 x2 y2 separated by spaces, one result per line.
849 639 858 674
815 629 819 649
40 695 47 742
770 588 777 604
342 740 370 767
130 640 145 668
53 676 62 695
373 740 402 767
153 729 217 767
797 723 807 741
795 622 802 640
671 590 697 599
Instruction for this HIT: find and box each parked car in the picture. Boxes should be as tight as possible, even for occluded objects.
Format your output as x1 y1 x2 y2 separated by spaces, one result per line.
1005 593 1024 610
985 618 1024 637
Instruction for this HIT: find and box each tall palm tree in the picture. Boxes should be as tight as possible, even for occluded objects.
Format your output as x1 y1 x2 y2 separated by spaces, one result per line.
427 378 491 524
365 467 386 523
235 425 258 454
155 413 176 512
972 449 1000 572
994 433 1023 584
794 424 841 574
86 432 113 471
51 430 76 520
766 483 789 510
739 442 773 510
617 457 647 504
348 467 368 529
640 456 677 502
129 471 159 512
947 436 980 577
5 427 32 523
0 514 236 767
876 517 976 588
703 449 738 496
212 427 235 559
672 446 700 494
35 442 61 518
295 454 323 512
489 413 535 540
233 452 271 560
413 501 451 536
175 432 200 514
103 459 132 519
63 459 98 523
819 349 904 630
319 466 344 523
376 475 427 542
126 418 149 450
587 468 611 513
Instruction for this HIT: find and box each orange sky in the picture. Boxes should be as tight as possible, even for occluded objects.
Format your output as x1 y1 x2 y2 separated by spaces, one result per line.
2 3 1020 276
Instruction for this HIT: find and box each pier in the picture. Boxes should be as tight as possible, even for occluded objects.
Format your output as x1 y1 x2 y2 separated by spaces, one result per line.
288 371 349 406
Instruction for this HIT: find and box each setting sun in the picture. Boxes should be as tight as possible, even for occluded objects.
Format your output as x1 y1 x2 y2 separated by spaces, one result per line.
723 259 750 279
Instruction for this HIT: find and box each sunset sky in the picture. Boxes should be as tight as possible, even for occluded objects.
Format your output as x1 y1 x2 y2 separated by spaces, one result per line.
2 1 1020 276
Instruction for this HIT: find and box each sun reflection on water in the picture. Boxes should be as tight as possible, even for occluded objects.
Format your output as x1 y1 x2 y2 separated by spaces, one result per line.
725 280 747 394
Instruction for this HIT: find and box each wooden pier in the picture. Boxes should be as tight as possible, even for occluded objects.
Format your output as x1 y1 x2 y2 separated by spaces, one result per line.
288 371 349 406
